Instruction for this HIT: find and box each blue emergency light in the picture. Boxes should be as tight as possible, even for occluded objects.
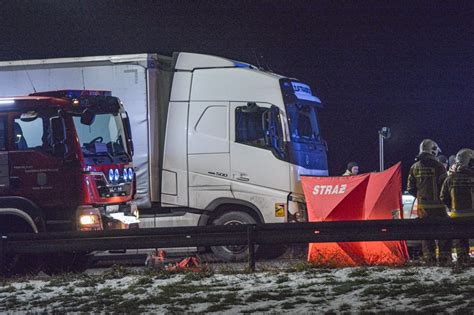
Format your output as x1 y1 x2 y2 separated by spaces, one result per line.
30 90 112 99
29 90 121 114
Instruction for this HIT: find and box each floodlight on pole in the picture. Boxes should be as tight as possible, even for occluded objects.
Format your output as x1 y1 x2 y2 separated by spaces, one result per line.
378 127 391 171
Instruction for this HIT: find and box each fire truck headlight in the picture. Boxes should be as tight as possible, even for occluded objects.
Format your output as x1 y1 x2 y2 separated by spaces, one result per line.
128 168 134 181
76 206 103 231
123 168 129 181
108 169 114 182
79 214 97 225
114 168 119 181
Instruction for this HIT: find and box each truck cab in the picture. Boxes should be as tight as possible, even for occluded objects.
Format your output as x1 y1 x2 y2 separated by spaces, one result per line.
154 53 328 260
0 90 139 235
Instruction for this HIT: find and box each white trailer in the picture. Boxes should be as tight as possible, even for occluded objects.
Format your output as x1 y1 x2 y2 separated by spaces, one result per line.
0 53 328 261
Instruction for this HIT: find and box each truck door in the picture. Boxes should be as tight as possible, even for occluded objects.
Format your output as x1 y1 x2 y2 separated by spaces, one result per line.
230 102 290 192
187 102 231 208
7 111 78 221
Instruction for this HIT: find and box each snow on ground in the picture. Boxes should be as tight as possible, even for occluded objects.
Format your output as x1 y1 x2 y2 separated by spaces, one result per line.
1 264 474 313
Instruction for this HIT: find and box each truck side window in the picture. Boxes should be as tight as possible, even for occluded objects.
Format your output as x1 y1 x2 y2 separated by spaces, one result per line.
12 117 47 151
0 117 6 150
235 106 268 149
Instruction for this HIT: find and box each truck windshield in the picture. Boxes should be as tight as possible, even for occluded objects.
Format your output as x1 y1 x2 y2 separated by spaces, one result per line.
73 113 130 161
279 79 328 173
287 103 321 144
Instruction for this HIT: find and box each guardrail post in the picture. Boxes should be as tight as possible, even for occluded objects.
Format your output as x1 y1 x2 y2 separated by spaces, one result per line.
247 225 256 272
0 235 6 275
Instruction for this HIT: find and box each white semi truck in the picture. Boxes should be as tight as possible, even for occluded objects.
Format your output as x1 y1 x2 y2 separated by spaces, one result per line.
0 53 328 261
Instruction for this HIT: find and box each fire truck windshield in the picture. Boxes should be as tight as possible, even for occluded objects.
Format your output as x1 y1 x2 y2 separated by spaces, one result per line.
73 113 130 162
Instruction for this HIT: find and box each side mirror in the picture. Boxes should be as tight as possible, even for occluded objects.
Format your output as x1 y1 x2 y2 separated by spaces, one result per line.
122 112 134 156
270 106 285 152
242 102 259 113
262 109 272 147
50 116 68 157
263 106 286 159
80 109 96 126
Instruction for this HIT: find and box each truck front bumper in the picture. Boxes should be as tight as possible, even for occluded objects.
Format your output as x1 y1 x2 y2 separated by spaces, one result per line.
102 201 140 230
77 201 140 231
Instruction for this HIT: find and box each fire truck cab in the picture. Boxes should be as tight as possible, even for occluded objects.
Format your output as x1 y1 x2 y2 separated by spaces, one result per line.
0 90 139 236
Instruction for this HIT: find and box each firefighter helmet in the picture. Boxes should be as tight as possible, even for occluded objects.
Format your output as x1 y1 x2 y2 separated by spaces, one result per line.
419 139 441 156
455 148 474 168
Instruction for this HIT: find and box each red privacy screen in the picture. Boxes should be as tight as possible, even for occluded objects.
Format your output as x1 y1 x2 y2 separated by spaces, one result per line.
301 163 409 266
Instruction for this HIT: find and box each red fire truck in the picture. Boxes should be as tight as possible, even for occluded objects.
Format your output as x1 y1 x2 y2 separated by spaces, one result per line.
0 90 138 271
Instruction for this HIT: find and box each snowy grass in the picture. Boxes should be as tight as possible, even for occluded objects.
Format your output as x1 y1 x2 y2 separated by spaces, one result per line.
1 264 474 313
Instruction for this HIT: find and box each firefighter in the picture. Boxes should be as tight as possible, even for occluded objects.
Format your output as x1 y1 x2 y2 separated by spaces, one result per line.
407 139 451 265
440 148 474 266
343 161 359 176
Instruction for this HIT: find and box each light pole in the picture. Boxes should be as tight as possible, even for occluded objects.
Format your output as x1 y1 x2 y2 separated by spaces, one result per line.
378 127 391 171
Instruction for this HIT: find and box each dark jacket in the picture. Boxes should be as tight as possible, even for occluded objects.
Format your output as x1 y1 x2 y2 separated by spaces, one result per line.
407 152 447 211
440 167 474 217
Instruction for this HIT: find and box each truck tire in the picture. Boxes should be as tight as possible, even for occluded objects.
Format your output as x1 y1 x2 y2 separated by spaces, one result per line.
210 211 257 262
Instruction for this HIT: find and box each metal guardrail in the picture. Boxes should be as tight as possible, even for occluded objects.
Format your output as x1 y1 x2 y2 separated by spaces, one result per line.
2 218 474 272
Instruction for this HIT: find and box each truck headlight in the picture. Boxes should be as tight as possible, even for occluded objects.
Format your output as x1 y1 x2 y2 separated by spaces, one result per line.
76 206 103 231
108 169 114 182
79 214 97 225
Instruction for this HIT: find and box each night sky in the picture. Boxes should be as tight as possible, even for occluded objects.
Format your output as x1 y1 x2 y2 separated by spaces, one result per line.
0 1 472 183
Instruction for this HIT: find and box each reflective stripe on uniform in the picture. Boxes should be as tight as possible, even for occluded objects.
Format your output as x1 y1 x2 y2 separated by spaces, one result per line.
417 203 445 209
448 210 474 218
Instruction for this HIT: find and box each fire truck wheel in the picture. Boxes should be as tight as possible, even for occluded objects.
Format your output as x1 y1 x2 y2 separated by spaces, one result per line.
210 211 257 262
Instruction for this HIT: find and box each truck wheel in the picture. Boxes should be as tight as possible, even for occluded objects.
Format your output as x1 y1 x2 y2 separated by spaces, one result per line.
210 211 257 262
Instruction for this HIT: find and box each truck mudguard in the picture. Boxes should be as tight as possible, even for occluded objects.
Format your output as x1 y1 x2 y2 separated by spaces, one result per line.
0 197 46 232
